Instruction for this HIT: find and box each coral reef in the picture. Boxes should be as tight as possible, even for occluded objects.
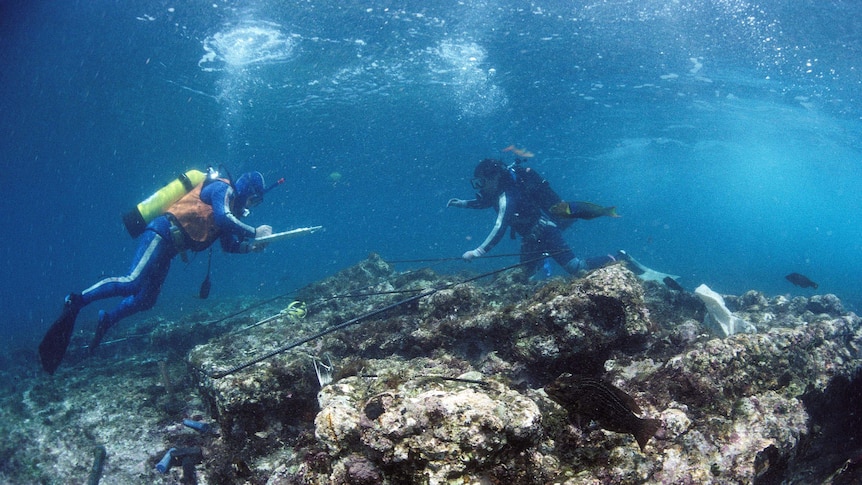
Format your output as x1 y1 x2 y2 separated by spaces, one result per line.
4 254 862 484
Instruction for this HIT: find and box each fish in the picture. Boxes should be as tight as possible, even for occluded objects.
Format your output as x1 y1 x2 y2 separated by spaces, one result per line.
502 144 535 158
544 373 661 451
549 201 620 220
785 272 818 289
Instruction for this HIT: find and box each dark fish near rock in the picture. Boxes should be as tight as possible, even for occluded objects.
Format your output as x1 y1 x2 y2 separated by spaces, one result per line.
786 272 818 289
663 276 685 292
545 373 661 451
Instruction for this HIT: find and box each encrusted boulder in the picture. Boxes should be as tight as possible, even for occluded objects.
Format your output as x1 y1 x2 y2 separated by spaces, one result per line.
310 359 545 484
183 256 862 484
477 264 652 373
409 264 654 379
597 310 862 483
652 313 862 411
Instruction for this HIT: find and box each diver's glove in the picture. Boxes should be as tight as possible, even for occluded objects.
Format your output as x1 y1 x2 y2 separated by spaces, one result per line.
240 240 267 253
254 225 273 239
245 225 273 253
447 198 468 208
462 247 485 261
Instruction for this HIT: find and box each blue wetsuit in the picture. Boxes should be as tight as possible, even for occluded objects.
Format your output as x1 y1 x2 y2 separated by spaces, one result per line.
80 179 257 331
464 167 612 275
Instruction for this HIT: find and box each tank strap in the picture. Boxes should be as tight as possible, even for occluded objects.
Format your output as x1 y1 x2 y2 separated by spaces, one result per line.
178 172 196 192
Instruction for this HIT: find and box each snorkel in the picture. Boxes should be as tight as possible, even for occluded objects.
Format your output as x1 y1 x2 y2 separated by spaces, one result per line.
247 177 284 210
236 173 284 213
264 177 285 194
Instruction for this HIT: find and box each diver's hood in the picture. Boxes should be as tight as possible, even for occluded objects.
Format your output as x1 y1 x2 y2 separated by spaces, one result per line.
473 158 507 179
235 171 265 202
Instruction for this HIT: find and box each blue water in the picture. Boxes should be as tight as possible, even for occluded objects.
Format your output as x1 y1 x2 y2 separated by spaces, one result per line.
2 1 862 353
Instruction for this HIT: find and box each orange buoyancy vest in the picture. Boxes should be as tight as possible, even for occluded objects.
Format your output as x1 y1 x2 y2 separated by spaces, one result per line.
166 178 233 252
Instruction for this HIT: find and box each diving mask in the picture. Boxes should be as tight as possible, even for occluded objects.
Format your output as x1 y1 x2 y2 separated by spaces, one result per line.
246 192 264 208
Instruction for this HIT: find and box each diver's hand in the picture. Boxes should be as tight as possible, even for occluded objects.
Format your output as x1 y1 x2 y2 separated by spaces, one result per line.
462 247 485 261
447 198 468 208
241 240 267 253
246 225 273 253
254 225 273 239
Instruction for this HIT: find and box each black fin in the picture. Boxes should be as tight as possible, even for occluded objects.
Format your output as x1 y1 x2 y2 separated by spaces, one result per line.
635 418 662 452
38 305 80 374
663 276 685 292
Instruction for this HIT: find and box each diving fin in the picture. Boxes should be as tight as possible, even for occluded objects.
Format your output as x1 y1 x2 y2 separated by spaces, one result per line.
38 296 82 374
617 250 681 287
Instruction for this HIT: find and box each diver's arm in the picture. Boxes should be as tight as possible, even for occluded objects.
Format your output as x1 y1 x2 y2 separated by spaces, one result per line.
448 197 493 209
220 233 267 254
205 182 256 238
220 227 273 254
474 193 509 254
464 198 492 209
219 233 245 253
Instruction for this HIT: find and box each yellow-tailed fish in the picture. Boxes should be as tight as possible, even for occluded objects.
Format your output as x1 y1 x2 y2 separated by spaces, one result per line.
550 201 620 220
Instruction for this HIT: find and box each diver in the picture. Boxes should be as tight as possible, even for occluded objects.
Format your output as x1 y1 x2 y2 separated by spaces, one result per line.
448 158 682 285
39 171 274 374
448 158 620 277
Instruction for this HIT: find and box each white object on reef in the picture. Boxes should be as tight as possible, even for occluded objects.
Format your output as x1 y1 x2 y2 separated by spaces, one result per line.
694 284 756 337
312 354 334 387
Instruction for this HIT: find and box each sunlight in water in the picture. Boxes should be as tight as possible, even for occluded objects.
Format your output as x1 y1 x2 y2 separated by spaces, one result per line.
197 20 298 156
429 40 507 117
198 21 296 72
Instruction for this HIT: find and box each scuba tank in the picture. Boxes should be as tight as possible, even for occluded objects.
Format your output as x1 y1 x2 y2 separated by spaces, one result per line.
122 169 208 238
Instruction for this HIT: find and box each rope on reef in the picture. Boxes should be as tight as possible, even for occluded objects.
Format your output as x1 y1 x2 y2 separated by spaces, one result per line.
200 292 297 326
383 252 524 264
202 255 549 379
201 250 566 326
204 287 407 326
204 289 435 379
199 279 427 328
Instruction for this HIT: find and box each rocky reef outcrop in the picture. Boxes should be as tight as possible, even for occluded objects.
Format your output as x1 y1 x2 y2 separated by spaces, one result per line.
182 254 862 484
7 254 860 484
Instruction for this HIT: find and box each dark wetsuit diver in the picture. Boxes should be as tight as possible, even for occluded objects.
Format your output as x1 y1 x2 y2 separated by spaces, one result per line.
447 158 616 276
39 171 274 374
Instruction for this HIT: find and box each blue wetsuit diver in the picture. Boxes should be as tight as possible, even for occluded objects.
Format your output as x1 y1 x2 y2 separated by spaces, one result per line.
448 159 616 276
61 172 273 360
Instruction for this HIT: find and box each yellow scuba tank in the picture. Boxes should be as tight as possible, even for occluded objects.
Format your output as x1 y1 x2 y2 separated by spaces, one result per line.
123 169 207 238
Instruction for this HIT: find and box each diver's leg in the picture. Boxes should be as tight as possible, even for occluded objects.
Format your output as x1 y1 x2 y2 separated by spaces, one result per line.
585 254 616 269
89 234 173 352
520 231 547 276
539 226 580 274
563 254 615 274
80 230 162 306
544 224 615 274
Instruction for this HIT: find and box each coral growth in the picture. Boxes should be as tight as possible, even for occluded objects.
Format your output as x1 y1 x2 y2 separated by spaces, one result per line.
6 255 862 484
